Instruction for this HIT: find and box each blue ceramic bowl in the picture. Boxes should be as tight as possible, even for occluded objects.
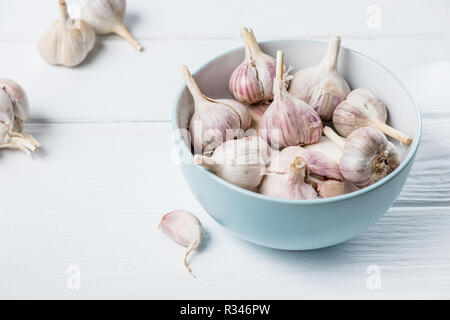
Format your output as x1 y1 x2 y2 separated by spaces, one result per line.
173 40 421 250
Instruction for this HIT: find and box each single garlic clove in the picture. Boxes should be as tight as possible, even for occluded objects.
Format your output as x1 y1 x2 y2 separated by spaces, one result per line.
159 210 202 277
308 177 357 198
333 88 412 145
194 136 270 191
289 36 351 121
324 126 400 188
303 136 343 163
260 156 318 200
38 0 96 67
229 27 276 104
0 79 30 133
260 51 323 148
180 65 250 154
81 0 143 51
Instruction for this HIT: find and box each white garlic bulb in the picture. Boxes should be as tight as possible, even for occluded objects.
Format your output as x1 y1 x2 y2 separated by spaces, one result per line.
259 156 318 200
333 88 412 145
193 136 271 191
289 36 350 121
81 0 143 51
324 126 400 188
0 88 39 155
159 210 202 277
180 65 250 154
0 79 30 133
229 27 276 104
38 0 96 67
260 51 323 148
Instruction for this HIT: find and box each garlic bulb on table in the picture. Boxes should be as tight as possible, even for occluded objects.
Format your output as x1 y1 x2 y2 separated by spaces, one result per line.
0 79 30 133
180 65 250 154
38 0 96 67
289 36 351 121
159 210 202 277
193 136 271 191
259 156 318 200
81 0 143 51
324 126 400 188
260 51 323 148
229 27 276 105
333 88 412 145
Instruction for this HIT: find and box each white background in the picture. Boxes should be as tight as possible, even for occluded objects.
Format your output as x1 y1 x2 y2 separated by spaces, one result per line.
0 0 449 299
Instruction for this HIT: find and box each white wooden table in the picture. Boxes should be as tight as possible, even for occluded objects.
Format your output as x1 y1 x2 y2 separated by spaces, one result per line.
0 0 449 299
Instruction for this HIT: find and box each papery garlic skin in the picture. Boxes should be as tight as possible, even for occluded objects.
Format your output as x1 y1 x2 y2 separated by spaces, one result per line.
180 65 250 154
0 79 30 132
194 136 270 191
81 0 143 51
260 51 322 148
38 0 96 67
303 136 342 163
159 210 202 277
229 28 276 104
333 88 412 145
259 156 318 200
289 36 350 121
310 178 357 198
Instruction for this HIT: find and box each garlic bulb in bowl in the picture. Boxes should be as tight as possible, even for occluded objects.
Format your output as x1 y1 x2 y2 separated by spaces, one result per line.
229 27 276 105
289 36 350 121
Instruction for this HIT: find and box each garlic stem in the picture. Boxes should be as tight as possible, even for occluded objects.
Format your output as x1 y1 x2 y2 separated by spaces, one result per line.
241 27 262 56
321 36 341 70
193 154 216 170
324 126 346 149
274 50 284 96
290 157 307 179
59 0 69 20
179 65 207 105
371 120 412 146
113 23 143 51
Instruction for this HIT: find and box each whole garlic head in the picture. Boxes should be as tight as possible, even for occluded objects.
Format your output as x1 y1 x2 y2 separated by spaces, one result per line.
333 88 412 145
229 27 276 104
289 36 350 121
259 156 318 200
260 51 323 148
324 126 400 188
0 79 30 132
81 0 143 51
38 0 96 67
194 136 271 191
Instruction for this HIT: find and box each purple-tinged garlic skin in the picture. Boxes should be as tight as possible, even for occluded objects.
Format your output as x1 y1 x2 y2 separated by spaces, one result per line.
159 210 202 277
194 136 270 191
0 79 30 132
180 65 250 154
270 146 342 180
259 156 318 200
339 127 400 188
260 51 322 148
303 136 343 163
229 28 276 104
289 36 350 121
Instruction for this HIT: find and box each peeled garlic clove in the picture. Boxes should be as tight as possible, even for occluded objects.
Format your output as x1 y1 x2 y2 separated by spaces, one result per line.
260 156 318 200
269 146 342 180
324 126 400 188
333 88 412 145
194 136 270 191
180 65 250 154
260 51 323 148
0 79 30 133
159 210 202 277
229 28 276 104
303 136 342 163
38 0 96 67
81 0 143 51
289 36 350 121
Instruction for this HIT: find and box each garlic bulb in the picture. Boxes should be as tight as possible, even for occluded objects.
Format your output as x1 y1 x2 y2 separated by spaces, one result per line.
289 36 350 121
81 0 143 51
0 89 39 155
193 136 271 191
159 210 202 277
38 0 96 67
324 126 400 188
260 51 323 148
259 156 318 200
269 146 342 180
308 176 357 198
229 27 276 104
180 65 250 154
333 88 412 145
0 79 30 133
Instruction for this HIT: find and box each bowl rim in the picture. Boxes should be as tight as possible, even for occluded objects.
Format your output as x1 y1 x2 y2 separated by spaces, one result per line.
172 38 422 205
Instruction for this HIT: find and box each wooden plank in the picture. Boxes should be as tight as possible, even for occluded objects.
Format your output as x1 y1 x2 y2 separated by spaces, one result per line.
0 0 449 40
